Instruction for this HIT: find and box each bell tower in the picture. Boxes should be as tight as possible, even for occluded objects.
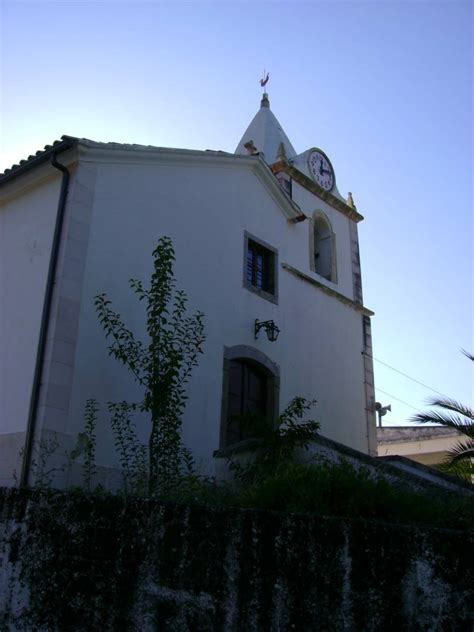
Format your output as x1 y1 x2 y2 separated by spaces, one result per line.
235 85 378 454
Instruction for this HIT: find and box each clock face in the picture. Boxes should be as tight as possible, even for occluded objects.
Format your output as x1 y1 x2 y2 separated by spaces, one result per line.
308 150 335 191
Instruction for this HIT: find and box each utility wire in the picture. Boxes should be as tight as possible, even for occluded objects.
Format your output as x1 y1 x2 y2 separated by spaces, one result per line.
363 351 450 400
374 387 424 414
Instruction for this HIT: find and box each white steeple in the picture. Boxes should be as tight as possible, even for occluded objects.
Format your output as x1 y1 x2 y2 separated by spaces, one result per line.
235 93 297 165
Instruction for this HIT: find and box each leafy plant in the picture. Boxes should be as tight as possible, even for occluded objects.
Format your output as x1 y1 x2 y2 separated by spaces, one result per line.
94 236 205 496
411 350 473 482
232 459 474 529
83 399 98 489
14 435 69 490
108 401 147 495
229 396 320 485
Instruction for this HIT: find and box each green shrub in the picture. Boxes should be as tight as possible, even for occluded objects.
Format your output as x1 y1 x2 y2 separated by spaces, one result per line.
233 459 474 529
179 460 473 530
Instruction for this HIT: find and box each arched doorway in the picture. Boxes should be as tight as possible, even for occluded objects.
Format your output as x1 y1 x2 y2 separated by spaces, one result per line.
220 345 280 449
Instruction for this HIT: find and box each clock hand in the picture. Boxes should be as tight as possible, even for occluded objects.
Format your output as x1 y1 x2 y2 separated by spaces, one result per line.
319 161 324 176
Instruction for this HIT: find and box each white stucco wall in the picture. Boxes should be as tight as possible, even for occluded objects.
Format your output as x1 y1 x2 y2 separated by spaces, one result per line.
0 147 373 487
0 172 61 434
0 171 62 484
62 152 370 477
290 181 354 298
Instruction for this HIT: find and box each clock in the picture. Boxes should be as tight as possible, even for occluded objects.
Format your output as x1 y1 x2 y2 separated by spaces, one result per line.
308 149 335 192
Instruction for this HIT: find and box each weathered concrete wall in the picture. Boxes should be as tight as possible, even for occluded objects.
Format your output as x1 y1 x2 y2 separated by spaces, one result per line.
0 487 472 631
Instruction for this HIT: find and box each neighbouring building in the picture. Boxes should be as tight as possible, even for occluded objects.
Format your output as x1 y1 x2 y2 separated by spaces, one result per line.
377 426 463 467
0 91 377 487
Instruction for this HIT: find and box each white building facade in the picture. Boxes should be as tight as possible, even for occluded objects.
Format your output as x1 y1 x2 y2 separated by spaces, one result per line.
0 93 377 487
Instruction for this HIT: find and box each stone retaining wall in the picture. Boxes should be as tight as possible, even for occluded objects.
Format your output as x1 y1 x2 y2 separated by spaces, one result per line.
0 487 472 631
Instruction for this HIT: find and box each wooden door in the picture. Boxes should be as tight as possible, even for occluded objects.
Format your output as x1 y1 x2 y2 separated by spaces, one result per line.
226 360 267 445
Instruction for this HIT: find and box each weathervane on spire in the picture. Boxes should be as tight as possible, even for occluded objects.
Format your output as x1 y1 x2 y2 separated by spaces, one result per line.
259 70 270 90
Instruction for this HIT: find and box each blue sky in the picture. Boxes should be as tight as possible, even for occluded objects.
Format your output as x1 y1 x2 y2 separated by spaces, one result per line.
1 0 472 425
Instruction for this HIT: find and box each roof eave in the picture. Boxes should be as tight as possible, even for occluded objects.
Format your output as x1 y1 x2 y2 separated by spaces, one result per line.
0 136 79 186
1 137 305 223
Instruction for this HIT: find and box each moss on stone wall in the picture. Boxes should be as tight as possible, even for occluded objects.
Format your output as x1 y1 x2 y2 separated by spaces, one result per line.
0 487 473 631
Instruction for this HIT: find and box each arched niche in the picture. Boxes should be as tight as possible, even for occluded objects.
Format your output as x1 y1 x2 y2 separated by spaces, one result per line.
309 210 337 283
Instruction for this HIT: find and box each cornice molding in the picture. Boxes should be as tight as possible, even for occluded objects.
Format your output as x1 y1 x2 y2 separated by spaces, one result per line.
281 262 374 316
77 143 253 168
272 161 364 223
251 162 305 222
77 143 305 223
1 139 306 223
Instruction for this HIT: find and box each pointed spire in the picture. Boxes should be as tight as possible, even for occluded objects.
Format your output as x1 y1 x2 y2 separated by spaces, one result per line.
347 192 356 209
235 90 296 165
277 141 287 162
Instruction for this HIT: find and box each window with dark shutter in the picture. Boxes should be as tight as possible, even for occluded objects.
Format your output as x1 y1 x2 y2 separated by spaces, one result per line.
243 233 278 303
247 240 274 294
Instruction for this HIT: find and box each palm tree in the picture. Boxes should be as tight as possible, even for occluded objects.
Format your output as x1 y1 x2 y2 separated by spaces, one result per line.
411 350 473 480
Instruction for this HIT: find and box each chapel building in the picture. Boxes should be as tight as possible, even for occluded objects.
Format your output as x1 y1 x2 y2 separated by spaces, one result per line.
0 92 377 487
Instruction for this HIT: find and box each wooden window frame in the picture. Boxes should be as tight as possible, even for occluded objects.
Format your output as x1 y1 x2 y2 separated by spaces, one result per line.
243 231 278 304
225 359 268 446
218 345 280 451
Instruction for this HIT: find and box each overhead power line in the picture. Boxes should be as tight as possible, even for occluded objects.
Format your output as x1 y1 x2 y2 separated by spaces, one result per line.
374 387 424 414
363 352 450 400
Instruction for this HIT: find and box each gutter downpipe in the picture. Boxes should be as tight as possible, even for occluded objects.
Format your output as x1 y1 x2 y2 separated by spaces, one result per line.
19 151 72 488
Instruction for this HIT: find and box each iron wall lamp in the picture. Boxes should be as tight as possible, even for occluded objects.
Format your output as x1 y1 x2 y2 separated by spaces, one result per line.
254 319 280 342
